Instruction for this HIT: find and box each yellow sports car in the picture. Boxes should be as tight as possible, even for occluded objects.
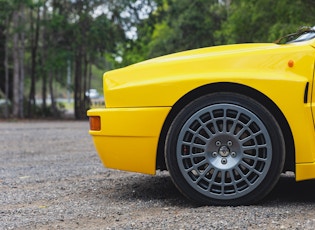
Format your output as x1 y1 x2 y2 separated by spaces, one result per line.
88 27 315 205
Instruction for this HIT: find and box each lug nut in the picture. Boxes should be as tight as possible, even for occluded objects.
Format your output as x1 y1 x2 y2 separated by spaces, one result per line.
215 141 221 146
221 158 227 164
212 152 218 157
227 141 233 146
231 152 237 158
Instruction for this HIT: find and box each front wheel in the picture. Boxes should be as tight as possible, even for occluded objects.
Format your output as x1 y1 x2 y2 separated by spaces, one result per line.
165 92 285 206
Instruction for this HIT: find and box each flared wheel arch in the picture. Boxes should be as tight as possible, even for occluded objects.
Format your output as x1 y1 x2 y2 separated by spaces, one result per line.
156 82 295 173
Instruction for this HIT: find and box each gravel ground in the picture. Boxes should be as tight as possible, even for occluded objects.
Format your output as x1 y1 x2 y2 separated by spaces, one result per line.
1 121 315 229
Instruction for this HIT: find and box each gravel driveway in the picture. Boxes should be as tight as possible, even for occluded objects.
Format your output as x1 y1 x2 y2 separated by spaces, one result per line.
1 121 315 229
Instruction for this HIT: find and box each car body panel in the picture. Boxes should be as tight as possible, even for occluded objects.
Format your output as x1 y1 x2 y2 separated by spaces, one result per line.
88 39 315 181
104 42 314 108
88 107 171 174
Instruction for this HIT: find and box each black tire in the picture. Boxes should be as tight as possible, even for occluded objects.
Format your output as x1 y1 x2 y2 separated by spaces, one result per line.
165 92 285 206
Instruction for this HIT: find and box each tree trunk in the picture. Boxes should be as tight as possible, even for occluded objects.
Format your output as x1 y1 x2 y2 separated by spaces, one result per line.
12 10 20 118
19 4 25 118
28 4 40 117
74 52 83 119
41 1 48 115
49 71 57 116
88 61 92 94
83 53 89 110
3 16 10 118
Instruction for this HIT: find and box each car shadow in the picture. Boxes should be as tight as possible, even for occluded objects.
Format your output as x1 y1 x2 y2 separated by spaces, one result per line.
106 171 315 206
110 172 189 207
264 173 315 204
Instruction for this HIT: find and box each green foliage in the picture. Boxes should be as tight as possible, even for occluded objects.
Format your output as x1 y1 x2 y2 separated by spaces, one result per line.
147 0 227 58
167 0 226 48
219 0 315 44
0 0 12 19
120 0 315 66
2 0 315 118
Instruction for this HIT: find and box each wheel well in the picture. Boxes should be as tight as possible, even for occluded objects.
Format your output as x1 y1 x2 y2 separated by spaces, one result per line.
156 82 295 172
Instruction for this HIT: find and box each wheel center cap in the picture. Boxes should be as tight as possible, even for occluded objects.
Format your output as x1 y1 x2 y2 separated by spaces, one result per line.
219 145 230 157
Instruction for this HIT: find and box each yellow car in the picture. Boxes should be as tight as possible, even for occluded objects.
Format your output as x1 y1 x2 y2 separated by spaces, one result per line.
88 27 315 206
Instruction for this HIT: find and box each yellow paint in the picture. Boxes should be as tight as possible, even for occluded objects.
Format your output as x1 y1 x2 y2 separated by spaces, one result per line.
88 39 315 181
88 107 171 174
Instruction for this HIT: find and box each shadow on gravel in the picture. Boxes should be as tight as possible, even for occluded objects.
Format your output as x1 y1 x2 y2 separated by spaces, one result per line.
109 172 191 207
95 171 315 207
116 172 315 207
265 173 315 204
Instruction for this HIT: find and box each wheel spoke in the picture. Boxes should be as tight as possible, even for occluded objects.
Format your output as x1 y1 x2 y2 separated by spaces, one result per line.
200 121 214 137
242 144 267 150
193 165 212 184
182 141 206 150
227 111 241 134
221 109 228 133
181 152 206 159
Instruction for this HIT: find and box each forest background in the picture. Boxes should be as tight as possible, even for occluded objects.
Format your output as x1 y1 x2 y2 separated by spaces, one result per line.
0 0 314 119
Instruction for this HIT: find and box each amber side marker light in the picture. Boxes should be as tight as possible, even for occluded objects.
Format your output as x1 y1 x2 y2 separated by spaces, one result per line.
89 116 101 131
288 60 294 68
